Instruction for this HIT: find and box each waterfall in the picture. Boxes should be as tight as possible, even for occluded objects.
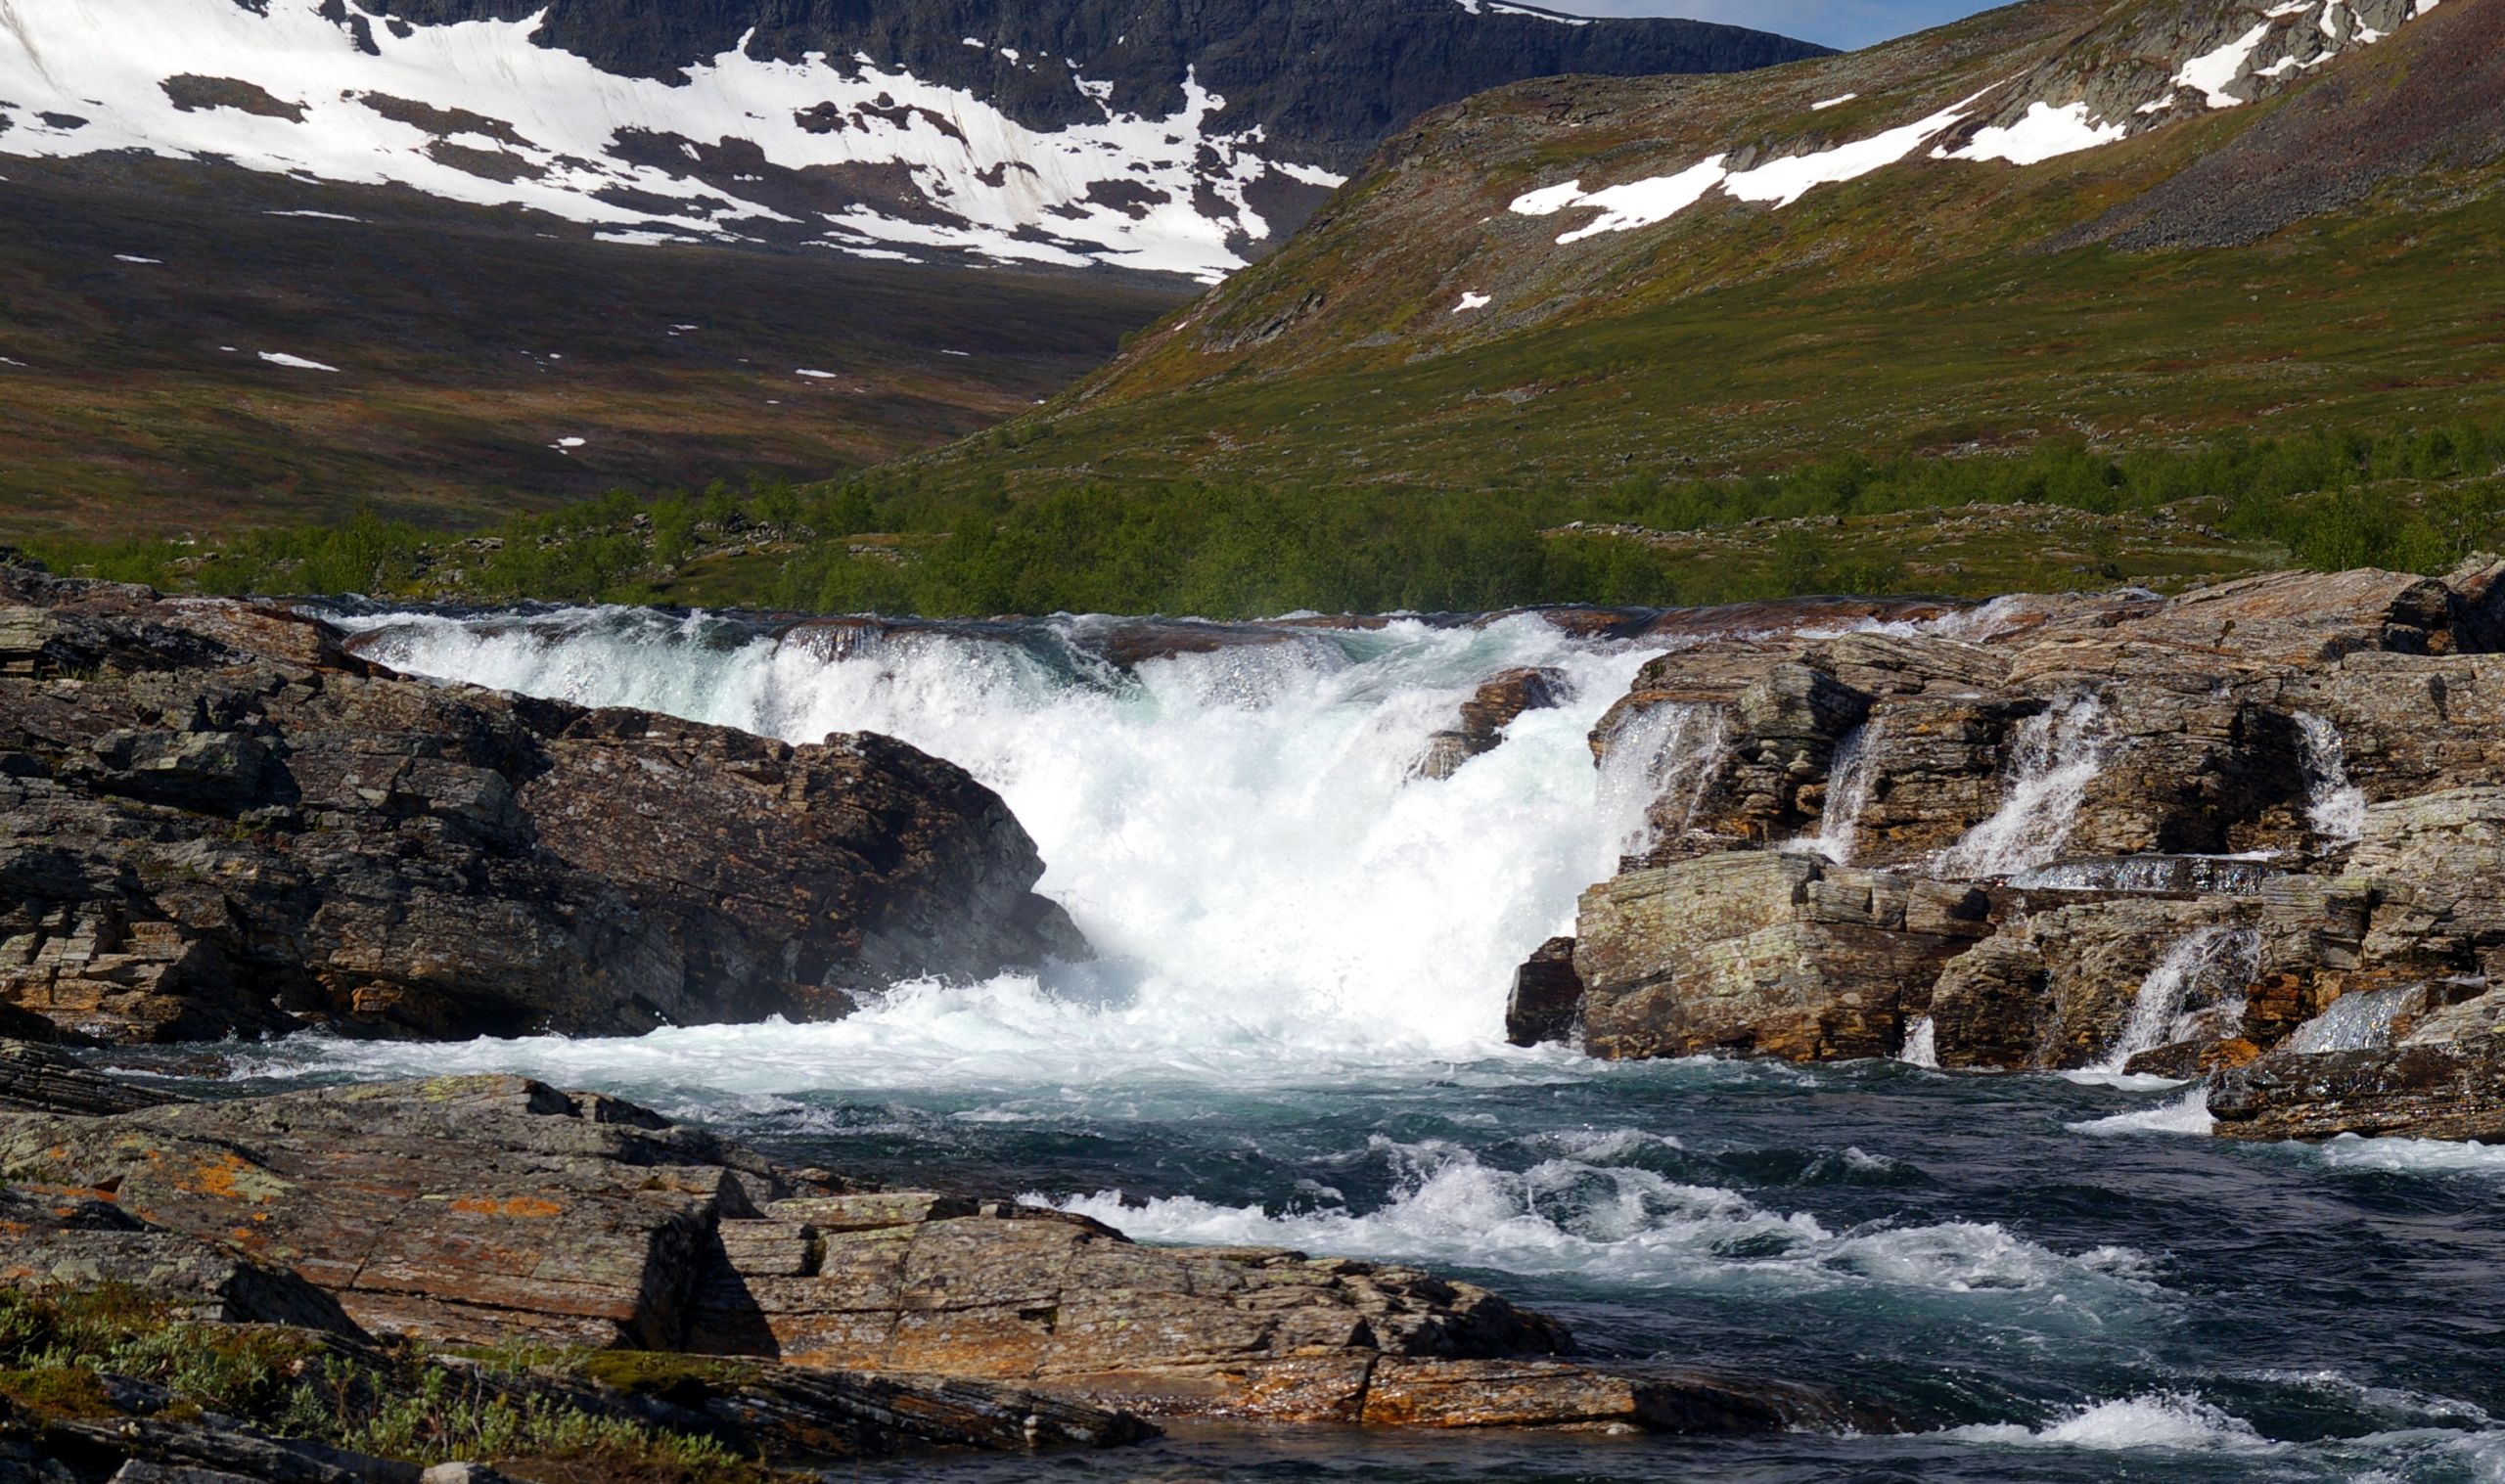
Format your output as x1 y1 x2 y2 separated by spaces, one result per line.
1596 701 1729 863
336 607 1676 1056
2287 985 2425 1054
2293 712 2366 845
2089 926 2261 1074
1789 719 1877 866
1895 1015 1939 1069
1936 695 2114 878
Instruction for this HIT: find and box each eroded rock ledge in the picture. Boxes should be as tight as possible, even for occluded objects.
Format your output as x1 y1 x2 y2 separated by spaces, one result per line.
0 1071 1813 1474
1519 561 2505 1142
0 567 1084 1043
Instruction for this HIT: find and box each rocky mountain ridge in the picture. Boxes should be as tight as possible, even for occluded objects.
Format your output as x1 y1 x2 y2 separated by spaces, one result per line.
0 0 1823 281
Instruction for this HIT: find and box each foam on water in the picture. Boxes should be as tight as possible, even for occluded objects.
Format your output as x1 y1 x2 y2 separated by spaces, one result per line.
1945 1392 2279 1453
2069 1087 2215 1137
2306 1134 2505 1179
342 608 1668 1057
1043 1131 2156 1307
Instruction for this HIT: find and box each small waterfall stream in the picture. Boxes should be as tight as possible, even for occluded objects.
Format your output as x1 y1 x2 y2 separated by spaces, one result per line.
2288 985 2425 1054
2090 927 2262 1074
2294 711 2367 845
1601 701 1730 862
1793 719 1878 866
1936 695 2113 878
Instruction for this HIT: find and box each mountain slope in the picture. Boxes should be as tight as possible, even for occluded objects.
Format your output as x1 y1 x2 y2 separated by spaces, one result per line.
0 0 1826 282
0 163 1182 538
903 0 2505 491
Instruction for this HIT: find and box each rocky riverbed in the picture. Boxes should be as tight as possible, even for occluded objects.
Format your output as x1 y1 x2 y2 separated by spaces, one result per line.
7 559 2505 1478
1517 560 2505 1145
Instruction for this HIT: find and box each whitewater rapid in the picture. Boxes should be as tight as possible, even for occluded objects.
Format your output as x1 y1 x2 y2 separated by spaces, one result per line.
335 607 1679 1064
212 603 2505 1483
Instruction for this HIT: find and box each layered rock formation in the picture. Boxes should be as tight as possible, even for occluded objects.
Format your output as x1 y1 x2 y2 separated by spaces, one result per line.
0 568 1083 1043
1533 562 2505 1141
0 1068 1811 1464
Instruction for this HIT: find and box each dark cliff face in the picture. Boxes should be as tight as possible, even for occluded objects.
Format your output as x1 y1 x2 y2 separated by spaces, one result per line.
357 0 1832 174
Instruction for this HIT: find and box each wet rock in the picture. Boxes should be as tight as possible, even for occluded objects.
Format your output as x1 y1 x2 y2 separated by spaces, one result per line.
1573 853 1992 1060
1926 897 2257 1070
0 569 1082 1043
1505 936 1582 1047
1566 564 2505 1104
1415 666 1567 781
0 1077 1779 1434
0 1040 182 1115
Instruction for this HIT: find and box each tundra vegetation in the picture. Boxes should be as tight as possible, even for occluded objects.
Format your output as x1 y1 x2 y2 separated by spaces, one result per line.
20 419 2505 618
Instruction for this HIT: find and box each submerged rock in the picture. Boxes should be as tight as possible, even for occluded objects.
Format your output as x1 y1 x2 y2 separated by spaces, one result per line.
0 568 1083 1043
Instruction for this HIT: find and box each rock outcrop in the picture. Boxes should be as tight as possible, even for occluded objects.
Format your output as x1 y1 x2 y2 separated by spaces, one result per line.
1552 562 2505 1141
0 1073 1810 1443
0 569 1083 1043
1415 667 1568 781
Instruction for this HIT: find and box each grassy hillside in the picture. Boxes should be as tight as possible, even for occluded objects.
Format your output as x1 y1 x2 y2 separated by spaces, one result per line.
884 0 2505 498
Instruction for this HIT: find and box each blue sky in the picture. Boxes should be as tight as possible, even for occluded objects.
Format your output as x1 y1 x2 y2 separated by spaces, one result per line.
1549 1 2004 50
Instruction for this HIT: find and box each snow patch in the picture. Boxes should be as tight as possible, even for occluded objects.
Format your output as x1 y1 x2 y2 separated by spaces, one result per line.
0 0 1343 281
256 351 337 371
1811 92 1857 111
112 253 160 263
1944 101 2125 166
1453 291 1490 312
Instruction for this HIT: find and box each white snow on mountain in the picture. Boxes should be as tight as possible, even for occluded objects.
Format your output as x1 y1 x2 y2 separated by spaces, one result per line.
0 0 1345 281
1511 0 2434 245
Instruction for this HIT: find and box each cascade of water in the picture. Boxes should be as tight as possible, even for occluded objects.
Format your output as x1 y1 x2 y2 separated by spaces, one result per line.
339 607 1675 1056
1796 719 1878 866
2090 926 2262 1074
1895 1015 1939 1069
2287 985 2425 1055
2293 711 2367 845
1936 695 2113 878
1595 701 1729 864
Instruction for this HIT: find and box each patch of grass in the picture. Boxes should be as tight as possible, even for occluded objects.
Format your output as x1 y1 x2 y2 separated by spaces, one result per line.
0 1287 767 1481
0 1365 118 1420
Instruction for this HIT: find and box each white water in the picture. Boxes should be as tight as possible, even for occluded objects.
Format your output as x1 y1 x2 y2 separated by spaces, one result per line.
1946 1392 2278 1454
1896 1015 1940 1069
344 609 1674 1059
2091 927 2262 1074
1597 698 1729 860
2071 1088 2216 1137
2296 711 2368 845
1794 719 1877 866
1936 695 2114 878
1042 1129 2157 1310
2289 986 2421 1055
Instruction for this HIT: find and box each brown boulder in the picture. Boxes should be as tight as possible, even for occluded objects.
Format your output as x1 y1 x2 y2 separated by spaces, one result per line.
1572 853 1992 1061
0 569 1082 1043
